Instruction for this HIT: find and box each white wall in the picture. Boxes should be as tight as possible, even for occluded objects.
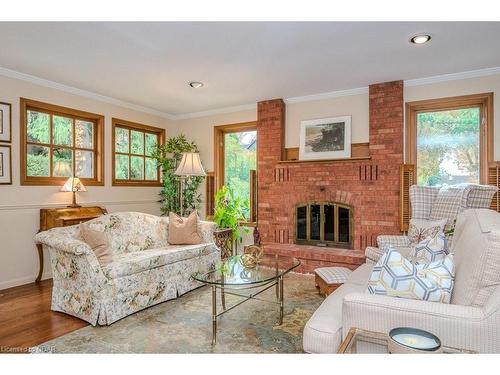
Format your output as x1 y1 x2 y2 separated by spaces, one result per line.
0 74 172 289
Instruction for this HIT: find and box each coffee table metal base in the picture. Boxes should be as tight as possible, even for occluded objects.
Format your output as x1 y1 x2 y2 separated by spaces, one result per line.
210 275 284 345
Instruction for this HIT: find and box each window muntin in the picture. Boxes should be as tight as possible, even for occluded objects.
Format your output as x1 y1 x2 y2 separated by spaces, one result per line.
112 119 164 186
416 107 480 186
21 99 103 185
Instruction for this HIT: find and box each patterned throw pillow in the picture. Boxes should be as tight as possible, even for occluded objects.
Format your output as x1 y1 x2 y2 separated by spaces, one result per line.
366 248 455 303
407 218 447 244
411 232 449 264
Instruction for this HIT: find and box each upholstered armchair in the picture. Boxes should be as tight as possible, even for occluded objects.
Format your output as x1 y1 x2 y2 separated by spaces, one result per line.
365 183 498 264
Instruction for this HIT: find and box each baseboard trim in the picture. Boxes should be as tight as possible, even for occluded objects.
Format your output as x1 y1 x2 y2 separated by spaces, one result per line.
0 199 159 211
0 271 52 291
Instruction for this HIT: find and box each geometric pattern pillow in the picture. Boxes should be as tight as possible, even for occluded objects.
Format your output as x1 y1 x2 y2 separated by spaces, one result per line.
366 248 455 303
410 232 449 264
407 218 447 244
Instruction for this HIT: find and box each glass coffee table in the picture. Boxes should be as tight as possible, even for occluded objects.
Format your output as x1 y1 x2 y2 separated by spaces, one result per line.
192 254 300 344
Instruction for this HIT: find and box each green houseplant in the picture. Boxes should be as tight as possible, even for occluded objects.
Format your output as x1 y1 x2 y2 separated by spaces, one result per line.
213 185 248 258
152 134 204 216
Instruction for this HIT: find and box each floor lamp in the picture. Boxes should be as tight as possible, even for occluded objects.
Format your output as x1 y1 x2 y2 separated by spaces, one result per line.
174 152 206 216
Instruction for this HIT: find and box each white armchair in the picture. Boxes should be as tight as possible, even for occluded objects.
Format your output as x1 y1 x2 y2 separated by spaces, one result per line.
304 208 500 353
365 183 498 264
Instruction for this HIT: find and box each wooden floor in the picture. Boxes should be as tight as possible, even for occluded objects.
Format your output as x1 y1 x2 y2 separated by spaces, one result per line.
0 279 87 352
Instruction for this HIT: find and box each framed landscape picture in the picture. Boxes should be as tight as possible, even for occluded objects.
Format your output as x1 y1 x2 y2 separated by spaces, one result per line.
0 102 12 143
0 144 12 184
299 116 351 160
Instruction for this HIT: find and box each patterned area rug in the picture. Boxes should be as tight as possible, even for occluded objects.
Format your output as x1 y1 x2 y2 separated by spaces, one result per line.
36 273 323 353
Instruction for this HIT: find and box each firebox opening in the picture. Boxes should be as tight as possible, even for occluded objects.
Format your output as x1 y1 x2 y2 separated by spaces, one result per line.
295 201 353 249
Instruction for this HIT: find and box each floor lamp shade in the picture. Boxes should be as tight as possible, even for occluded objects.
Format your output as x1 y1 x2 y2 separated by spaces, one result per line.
175 152 206 177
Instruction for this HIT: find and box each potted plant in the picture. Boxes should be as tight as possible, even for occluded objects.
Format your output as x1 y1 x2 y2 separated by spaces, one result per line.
213 185 247 258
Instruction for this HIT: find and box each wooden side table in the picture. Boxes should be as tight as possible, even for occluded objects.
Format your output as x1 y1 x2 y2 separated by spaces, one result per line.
36 206 107 282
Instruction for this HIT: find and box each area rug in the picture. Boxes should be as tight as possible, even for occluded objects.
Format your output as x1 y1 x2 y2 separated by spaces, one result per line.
36 273 323 353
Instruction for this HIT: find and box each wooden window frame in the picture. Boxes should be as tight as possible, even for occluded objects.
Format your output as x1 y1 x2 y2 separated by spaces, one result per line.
214 121 258 224
112 118 165 187
405 93 494 184
20 98 105 186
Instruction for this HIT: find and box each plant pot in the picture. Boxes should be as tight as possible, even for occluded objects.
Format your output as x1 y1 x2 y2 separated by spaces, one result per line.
213 228 234 259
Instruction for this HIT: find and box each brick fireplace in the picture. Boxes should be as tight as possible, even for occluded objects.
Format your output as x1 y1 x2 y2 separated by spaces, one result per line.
257 81 404 273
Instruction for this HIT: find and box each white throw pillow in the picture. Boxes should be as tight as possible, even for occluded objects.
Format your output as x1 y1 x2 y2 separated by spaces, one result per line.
407 218 447 244
366 248 455 303
410 232 449 264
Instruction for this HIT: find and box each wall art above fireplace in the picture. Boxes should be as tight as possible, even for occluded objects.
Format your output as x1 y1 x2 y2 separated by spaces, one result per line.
299 116 351 160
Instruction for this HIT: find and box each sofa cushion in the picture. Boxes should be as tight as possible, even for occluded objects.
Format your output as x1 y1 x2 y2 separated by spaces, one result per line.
79 224 113 266
408 218 447 244
303 282 365 353
102 243 214 279
410 232 448 264
451 209 500 306
168 211 203 245
85 212 169 255
367 249 455 303
315 267 352 284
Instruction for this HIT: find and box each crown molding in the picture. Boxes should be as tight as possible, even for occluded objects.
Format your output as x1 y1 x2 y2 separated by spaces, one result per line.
2 64 500 122
404 66 500 87
0 66 176 120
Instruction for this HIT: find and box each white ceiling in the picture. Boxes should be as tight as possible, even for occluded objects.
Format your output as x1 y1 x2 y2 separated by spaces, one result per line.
0 22 499 117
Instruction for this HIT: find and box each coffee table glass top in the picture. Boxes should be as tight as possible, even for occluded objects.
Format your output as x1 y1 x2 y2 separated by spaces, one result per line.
192 254 300 286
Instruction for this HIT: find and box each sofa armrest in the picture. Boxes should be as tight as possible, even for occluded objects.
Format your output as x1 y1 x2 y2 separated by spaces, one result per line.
35 229 92 256
342 293 485 351
199 220 217 244
376 235 410 249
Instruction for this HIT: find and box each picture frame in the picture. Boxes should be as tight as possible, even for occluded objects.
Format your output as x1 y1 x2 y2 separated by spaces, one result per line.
299 116 352 160
0 144 12 184
0 102 12 143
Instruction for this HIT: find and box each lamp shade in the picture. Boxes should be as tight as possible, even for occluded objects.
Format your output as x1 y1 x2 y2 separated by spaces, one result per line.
174 152 206 177
61 177 87 192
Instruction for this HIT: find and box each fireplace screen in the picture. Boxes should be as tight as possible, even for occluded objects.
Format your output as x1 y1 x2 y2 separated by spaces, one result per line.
295 202 353 248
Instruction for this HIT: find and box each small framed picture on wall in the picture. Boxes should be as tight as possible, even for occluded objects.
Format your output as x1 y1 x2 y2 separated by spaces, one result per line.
0 102 12 143
0 144 12 184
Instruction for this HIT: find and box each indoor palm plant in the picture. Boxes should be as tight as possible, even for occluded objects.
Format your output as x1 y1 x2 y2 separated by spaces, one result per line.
213 185 247 258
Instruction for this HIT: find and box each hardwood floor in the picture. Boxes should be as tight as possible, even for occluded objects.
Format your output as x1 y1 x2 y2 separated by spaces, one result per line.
0 279 87 352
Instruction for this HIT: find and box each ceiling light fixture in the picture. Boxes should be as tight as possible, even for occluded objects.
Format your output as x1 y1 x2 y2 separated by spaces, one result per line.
410 34 431 45
189 81 204 89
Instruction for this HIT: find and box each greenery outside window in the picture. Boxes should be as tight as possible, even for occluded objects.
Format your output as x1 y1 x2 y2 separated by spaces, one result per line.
214 122 257 222
112 118 165 186
20 98 104 186
406 93 494 186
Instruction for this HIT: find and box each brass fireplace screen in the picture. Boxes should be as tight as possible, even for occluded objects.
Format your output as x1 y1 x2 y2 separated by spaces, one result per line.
295 201 353 249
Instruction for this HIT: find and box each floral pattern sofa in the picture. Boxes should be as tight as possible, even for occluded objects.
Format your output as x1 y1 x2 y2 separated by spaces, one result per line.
34 212 219 326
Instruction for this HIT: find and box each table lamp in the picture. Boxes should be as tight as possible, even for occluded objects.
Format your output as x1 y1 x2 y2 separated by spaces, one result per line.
174 152 206 216
61 176 86 208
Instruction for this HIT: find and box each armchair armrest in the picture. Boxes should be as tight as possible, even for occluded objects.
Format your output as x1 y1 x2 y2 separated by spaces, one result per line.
377 235 410 249
199 220 217 244
35 229 92 256
342 293 485 351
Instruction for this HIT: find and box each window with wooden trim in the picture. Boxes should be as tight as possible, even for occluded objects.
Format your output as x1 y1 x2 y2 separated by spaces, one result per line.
214 122 257 222
20 98 104 186
112 118 164 186
406 93 494 186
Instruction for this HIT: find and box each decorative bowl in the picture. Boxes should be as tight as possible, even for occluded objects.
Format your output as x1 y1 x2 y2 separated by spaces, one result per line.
388 327 442 354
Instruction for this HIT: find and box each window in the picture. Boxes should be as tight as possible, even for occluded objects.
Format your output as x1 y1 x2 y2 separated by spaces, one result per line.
112 118 164 186
214 122 257 222
20 98 104 185
406 93 493 186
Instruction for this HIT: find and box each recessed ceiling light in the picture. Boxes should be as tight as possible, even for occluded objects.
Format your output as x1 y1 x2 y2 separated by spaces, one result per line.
189 81 204 89
410 34 431 44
